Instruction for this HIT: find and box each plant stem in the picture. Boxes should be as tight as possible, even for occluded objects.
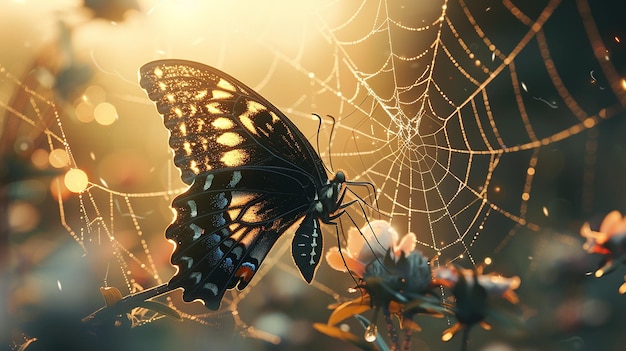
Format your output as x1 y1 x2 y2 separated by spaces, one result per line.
402 328 412 351
383 307 398 351
460 326 470 351
83 283 172 324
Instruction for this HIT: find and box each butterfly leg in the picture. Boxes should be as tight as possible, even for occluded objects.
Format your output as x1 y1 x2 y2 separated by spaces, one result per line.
327 198 391 272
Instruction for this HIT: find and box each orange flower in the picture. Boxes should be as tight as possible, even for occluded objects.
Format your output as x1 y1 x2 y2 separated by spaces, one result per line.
581 211 626 293
325 220 416 277
580 210 626 256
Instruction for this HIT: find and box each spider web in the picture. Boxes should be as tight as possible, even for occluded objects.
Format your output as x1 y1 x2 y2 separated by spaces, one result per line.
2 0 625 349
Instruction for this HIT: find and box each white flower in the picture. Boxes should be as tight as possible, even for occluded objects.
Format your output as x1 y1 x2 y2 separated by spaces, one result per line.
326 220 416 277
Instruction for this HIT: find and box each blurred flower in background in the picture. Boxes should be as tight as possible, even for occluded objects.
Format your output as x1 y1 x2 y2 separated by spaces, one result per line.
581 211 626 293
434 265 521 345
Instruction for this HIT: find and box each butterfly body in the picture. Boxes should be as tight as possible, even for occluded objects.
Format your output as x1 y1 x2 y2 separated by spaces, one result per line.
140 60 346 309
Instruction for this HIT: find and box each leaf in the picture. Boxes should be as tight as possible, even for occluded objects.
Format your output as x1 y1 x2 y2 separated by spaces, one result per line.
400 318 422 332
313 323 360 342
100 287 123 306
135 300 183 321
402 297 449 317
328 297 371 326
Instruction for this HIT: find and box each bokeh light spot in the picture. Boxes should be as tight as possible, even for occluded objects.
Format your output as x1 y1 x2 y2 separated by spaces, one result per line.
64 168 89 193
94 102 118 125
31 148 49 169
14 138 33 154
75 101 95 123
49 148 69 168
84 85 106 104
8 201 40 233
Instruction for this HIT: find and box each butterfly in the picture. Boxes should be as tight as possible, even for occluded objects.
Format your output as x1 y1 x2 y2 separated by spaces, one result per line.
139 59 353 310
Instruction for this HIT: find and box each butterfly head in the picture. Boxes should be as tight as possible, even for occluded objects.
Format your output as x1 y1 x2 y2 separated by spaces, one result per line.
332 170 346 184
328 170 346 199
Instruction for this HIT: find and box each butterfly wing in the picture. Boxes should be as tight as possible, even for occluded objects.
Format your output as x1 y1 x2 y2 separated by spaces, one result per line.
139 59 327 185
139 60 328 309
167 168 313 309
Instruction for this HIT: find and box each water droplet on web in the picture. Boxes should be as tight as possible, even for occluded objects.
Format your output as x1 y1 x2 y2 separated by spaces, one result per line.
49 148 70 168
347 287 358 293
364 324 377 342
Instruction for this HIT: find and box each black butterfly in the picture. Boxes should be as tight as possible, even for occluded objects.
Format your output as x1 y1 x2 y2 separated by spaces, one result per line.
140 59 352 310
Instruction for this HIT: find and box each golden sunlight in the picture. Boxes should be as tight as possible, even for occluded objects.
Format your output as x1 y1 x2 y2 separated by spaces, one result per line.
94 102 118 125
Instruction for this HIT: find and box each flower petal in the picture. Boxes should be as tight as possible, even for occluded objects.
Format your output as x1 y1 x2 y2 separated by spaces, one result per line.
394 232 417 257
600 211 624 235
327 296 371 326
431 266 458 288
326 246 367 276
580 222 611 253
313 323 360 342
355 220 398 262
346 227 365 257
442 322 463 341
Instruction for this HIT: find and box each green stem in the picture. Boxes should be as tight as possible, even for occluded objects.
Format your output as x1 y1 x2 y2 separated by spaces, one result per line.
460 326 471 351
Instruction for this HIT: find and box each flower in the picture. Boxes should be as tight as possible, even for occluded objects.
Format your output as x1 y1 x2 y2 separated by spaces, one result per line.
433 266 521 304
318 221 443 350
320 221 523 350
326 220 416 277
580 210 626 292
433 265 522 343
581 210 626 257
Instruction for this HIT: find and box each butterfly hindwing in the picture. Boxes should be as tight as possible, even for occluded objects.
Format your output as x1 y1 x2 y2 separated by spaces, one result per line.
166 168 315 308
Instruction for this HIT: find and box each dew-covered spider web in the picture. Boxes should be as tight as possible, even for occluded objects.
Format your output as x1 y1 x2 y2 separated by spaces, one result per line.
2 0 625 350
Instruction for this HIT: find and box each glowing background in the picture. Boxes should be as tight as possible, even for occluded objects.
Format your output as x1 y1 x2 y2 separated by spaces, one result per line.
1 0 625 350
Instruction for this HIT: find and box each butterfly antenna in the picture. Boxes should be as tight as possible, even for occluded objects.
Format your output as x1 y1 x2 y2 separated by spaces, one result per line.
313 113 337 173
312 113 331 173
325 114 337 172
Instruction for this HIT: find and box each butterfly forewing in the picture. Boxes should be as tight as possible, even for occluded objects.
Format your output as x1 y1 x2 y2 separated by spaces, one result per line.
139 60 326 185
140 59 336 310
